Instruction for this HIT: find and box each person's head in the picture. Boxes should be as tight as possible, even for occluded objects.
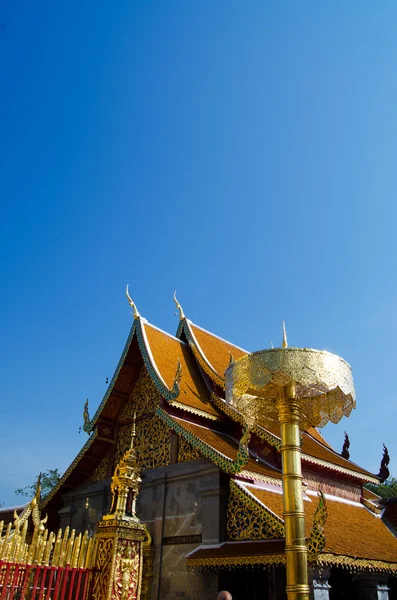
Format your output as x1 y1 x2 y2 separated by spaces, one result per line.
217 592 232 600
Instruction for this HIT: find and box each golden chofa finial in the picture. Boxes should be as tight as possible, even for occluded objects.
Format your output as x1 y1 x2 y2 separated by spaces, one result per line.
126 284 140 319
173 291 185 320
282 320 288 348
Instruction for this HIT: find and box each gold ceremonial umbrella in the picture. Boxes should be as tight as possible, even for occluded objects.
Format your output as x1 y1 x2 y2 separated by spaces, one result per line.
225 330 355 600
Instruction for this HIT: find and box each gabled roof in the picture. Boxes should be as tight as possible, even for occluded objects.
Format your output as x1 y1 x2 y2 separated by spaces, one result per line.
238 481 397 567
180 320 247 388
142 321 220 419
44 301 380 515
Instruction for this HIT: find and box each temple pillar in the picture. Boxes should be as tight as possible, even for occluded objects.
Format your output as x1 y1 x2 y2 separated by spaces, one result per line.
309 567 331 600
354 574 389 600
92 519 146 600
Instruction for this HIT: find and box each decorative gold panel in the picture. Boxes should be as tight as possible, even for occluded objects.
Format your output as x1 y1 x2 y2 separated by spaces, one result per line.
116 416 171 472
120 368 161 422
227 480 284 541
92 538 114 600
86 453 109 483
177 437 201 463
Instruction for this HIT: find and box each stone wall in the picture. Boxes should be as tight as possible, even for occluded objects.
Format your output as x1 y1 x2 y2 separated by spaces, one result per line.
59 458 224 600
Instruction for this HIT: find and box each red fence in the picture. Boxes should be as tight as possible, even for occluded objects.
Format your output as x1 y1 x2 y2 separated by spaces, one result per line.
0 560 94 600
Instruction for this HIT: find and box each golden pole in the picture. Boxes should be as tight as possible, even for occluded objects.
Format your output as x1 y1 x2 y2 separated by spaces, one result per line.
278 381 309 600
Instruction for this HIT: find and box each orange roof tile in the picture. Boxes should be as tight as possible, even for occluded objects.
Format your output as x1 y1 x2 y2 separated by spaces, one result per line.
188 322 247 380
172 416 282 481
142 322 221 419
242 483 397 563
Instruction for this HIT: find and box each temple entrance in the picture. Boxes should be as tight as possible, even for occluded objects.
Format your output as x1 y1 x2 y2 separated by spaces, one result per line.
218 566 287 600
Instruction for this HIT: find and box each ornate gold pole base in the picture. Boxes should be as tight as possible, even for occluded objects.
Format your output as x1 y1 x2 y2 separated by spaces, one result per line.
278 382 309 600
92 519 146 600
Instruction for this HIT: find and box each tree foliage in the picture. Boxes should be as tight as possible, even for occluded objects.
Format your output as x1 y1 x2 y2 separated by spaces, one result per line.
15 469 62 499
365 477 397 500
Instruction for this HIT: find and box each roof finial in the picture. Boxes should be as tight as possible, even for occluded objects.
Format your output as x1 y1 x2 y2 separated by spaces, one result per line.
126 284 140 319
173 291 185 320
341 432 350 459
282 320 288 348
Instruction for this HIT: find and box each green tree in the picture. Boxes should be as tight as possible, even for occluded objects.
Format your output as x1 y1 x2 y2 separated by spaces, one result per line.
365 477 397 500
15 469 62 499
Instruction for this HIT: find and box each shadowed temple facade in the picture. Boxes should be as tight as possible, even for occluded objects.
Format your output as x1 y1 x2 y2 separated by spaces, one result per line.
38 297 397 600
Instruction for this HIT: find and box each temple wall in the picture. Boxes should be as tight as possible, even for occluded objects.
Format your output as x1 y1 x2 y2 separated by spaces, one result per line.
303 467 362 501
59 458 223 600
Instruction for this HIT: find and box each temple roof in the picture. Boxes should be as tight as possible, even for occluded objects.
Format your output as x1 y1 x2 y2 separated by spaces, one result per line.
240 481 397 564
43 305 381 516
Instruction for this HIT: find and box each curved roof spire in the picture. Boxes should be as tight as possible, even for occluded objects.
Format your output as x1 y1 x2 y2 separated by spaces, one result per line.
126 284 140 319
174 291 185 320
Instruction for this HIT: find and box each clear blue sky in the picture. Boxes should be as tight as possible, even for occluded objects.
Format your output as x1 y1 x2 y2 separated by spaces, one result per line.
1 1 397 506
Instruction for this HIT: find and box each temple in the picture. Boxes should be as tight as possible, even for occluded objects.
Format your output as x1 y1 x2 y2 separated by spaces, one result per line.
40 295 397 599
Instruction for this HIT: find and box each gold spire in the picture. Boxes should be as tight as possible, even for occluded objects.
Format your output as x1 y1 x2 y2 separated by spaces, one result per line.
173 291 185 320
126 284 140 319
105 410 141 522
282 320 288 348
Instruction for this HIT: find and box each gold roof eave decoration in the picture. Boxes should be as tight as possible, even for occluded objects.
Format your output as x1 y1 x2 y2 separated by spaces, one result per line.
225 347 356 431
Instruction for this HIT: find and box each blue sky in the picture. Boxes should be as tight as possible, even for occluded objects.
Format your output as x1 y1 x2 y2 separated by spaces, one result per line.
1 1 397 506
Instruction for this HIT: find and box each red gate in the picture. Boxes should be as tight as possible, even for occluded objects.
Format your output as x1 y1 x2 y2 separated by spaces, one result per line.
0 560 94 600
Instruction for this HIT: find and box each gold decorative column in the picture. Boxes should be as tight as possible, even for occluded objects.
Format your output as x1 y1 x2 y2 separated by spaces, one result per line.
225 326 356 600
92 416 147 600
278 382 309 599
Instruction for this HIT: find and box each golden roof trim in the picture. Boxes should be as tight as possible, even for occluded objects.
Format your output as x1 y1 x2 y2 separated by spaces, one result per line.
239 470 282 486
168 400 219 421
187 553 285 569
318 553 397 574
302 453 379 483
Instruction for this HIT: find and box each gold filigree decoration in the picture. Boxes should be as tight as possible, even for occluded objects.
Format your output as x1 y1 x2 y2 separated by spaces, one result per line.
187 553 285 570
92 538 114 600
226 347 356 431
86 453 109 483
307 491 327 560
157 407 250 474
141 529 155 600
318 553 397 574
116 416 171 473
178 436 202 462
227 480 284 541
120 368 161 422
